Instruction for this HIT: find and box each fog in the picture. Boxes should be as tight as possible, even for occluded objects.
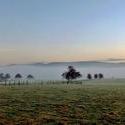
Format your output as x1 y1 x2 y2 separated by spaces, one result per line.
0 64 125 80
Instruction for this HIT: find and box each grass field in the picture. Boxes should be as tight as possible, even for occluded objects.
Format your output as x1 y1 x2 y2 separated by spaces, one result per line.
0 79 125 125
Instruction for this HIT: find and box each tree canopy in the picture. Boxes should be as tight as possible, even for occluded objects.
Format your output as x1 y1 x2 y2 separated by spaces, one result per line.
62 66 82 83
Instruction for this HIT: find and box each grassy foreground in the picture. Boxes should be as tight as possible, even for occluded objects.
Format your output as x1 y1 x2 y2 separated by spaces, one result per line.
0 80 125 125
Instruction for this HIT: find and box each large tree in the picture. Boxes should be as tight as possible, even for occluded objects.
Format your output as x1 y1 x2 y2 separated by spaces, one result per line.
62 66 82 83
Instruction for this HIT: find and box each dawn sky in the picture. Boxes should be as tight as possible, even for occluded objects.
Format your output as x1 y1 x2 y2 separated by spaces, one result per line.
0 0 125 64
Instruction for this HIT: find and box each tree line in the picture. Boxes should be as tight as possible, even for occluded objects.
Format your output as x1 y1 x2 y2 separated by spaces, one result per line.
62 66 104 83
0 66 104 84
0 73 34 82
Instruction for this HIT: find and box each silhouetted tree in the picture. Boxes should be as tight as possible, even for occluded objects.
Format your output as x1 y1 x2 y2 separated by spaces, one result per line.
5 73 11 80
62 66 82 84
0 73 4 81
26 74 34 84
94 74 98 79
15 73 22 79
0 73 11 85
98 73 104 79
4 73 11 85
87 74 92 80
27 74 34 79
15 73 22 85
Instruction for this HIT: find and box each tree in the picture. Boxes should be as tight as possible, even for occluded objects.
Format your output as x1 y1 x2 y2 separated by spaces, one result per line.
15 73 22 85
4 73 11 85
27 74 34 79
26 74 34 84
62 66 82 83
15 73 22 79
87 74 92 80
94 74 98 79
0 73 4 81
0 73 11 85
5 73 11 80
98 73 104 79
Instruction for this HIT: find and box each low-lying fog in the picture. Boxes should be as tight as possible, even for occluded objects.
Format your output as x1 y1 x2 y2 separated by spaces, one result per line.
0 62 125 80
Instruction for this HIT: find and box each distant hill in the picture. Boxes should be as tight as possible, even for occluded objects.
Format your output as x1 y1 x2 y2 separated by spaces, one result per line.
3 59 125 68
29 61 125 67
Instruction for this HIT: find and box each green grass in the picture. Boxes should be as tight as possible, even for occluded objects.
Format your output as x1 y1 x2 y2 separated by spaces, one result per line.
0 79 125 124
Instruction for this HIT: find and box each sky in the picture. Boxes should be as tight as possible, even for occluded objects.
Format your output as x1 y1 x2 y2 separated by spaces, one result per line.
0 0 125 64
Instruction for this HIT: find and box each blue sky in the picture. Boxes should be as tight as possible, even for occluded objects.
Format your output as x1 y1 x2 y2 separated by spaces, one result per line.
0 0 125 64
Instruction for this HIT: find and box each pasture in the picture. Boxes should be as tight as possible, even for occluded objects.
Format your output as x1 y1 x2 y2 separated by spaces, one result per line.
0 79 125 124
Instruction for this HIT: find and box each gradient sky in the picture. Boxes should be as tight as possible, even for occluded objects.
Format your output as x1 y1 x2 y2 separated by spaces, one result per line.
0 0 125 64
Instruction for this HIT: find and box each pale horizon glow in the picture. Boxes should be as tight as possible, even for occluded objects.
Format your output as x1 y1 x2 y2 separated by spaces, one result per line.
0 0 125 64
